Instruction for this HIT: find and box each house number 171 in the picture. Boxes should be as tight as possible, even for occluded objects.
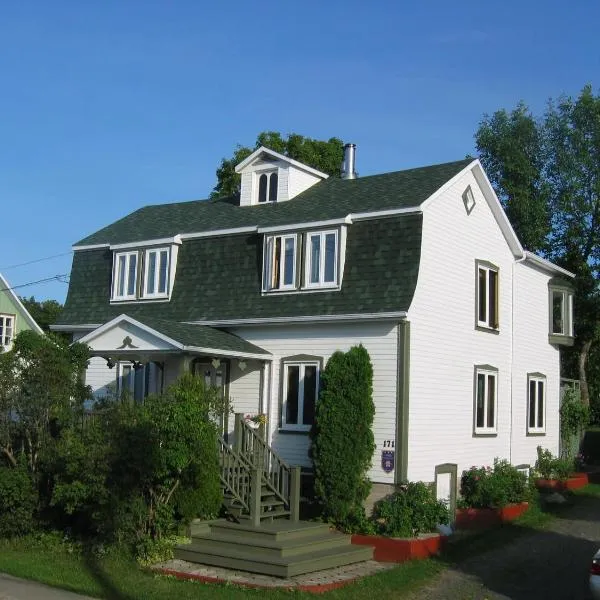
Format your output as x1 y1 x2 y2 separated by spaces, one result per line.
382 439 395 448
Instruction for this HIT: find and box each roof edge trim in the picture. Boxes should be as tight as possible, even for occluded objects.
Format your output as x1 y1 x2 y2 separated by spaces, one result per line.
234 146 329 179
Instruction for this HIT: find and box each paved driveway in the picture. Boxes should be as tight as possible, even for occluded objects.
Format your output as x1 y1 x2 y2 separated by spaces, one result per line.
0 573 94 600
410 493 600 600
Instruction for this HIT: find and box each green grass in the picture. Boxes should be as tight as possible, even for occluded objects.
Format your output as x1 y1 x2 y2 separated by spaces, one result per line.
0 488 592 599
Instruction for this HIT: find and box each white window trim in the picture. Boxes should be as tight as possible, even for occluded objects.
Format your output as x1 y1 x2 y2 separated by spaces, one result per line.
263 234 298 292
474 366 498 435
281 361 320 432
142 247 170 299
112 251 139 301
255 168 279 204
527 374 546 434
549 288 574 337
0 314 15 351
476 262 499 330
304 229 339 289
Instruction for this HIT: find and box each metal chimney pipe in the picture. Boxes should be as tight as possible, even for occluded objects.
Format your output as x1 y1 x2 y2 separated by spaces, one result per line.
341 143 357 179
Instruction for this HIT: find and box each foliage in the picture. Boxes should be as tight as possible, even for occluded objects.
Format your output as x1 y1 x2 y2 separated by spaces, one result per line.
534 446 572 482
19 297 63 333
210 131 344 198
134 534 190 567
475 84 600 406
373 482 449 538
560 386 589 441
0 331 91 473
311 345 375 528
0 465 38 537
460 459 529 509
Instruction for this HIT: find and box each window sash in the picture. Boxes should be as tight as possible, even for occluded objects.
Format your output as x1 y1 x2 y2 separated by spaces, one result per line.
113 252 138 300
477 265 499 329
0 315 14 348
264 235 296 291
475 369 497 433
528 376 546 432
257 171 278 203
306 230 338 288
143 248 170 298
282 362 319 430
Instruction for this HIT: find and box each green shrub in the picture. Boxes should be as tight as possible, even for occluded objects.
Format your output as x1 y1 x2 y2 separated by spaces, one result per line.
0 466 38 537
460 459 528 508
535 446 572 482
373 482 449 538
311 345 375 529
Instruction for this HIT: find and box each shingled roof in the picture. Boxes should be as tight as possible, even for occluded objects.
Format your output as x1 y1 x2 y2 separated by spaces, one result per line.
59 158 473 327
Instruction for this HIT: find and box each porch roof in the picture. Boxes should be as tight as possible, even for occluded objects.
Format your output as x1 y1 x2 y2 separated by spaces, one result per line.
77 314 270 360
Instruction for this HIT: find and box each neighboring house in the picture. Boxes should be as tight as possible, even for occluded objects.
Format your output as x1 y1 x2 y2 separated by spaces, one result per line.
0 272 44 351
53 144 575 506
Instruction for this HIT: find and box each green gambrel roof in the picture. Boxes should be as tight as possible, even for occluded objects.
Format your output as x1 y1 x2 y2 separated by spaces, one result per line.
59 159 472 327
75 159 472 246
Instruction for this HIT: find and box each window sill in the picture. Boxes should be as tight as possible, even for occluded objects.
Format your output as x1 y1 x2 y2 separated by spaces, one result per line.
473 429 498 437
548 334 574 347
475 324 500 335
526 430 546 436
278 427 311 435
303 283 338 291
110 297 171 305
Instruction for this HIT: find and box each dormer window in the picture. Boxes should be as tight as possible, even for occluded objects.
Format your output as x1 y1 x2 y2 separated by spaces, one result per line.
548 280 574 345
143 248 170 298
111 244 178 302
113 251 138 300
263 234 297 291
257 171 278 203
306 230 338 288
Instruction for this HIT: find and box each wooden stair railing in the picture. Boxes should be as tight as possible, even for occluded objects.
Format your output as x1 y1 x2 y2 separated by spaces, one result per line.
218 436 251 515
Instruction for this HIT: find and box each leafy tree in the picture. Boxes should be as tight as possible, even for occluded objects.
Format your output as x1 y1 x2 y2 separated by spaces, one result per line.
211 131 345 198
0 330 91 473
20 296 63 332
476 85 600 406
311 345 375 528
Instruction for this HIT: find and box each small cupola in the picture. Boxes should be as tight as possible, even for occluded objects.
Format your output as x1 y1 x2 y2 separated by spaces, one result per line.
235 146 329 207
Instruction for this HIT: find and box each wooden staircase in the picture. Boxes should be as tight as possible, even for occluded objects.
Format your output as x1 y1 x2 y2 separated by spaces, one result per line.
174 413 373 576
176 519 373 578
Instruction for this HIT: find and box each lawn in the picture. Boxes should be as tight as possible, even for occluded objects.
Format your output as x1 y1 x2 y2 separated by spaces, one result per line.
0 489 575 600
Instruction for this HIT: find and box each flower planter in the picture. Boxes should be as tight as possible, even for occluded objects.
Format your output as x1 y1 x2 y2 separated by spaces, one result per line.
351 532 446 563
455 502 529 530
535 472 588 492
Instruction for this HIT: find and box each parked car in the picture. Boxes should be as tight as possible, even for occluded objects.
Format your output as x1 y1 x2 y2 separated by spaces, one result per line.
590 549 600 599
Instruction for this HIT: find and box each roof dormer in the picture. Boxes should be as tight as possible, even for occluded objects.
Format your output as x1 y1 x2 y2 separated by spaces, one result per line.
235 146 329 207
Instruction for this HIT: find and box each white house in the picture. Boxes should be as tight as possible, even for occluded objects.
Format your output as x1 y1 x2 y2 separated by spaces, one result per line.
54 144 574 508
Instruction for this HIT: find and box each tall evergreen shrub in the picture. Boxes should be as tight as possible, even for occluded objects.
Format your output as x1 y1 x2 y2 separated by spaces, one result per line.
311 345 375 527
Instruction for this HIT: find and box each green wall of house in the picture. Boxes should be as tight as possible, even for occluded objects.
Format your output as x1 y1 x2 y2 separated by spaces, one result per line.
0 291 36 335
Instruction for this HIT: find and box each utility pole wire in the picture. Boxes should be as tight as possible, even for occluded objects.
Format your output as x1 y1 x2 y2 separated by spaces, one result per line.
0 274 69 293
0 251 73 271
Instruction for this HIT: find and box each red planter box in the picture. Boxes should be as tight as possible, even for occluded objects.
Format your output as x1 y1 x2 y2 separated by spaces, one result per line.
351 532 445 563
455 502 529 530
535 473 589 491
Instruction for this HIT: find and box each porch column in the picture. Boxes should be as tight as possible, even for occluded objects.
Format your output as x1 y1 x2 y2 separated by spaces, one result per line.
260 360 273 444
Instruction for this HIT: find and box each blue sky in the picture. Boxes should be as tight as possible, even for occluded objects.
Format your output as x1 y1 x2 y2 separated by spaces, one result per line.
1 1 598 302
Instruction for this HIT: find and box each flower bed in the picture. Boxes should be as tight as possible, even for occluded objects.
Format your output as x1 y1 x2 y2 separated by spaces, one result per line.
535 472 589 492
351 532 446 563
455 502 529 530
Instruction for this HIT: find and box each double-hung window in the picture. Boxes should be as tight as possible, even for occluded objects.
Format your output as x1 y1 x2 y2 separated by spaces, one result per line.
306 230 338 288
527 374 546 434
474 366 498 434
112 251 138 300
0 315 14 350
477 262 499 330
549 284 574 344
282 361 320 431
263 234 297 291
143 248 170 298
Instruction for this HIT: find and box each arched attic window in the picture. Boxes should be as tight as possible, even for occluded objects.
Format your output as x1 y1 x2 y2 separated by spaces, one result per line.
257 171 278 203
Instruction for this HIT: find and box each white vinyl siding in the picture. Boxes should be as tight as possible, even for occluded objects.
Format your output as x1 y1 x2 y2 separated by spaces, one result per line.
474 367 498 435
143 248 170 298
527 374 546 434
112 251 138 300
0 314 15 350
263 234 297 291
305 230 338 288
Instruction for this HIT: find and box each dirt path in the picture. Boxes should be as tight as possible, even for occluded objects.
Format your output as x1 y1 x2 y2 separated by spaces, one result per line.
409 494 600 600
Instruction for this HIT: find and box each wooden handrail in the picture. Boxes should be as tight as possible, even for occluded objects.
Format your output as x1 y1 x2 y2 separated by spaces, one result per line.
218 435 251 513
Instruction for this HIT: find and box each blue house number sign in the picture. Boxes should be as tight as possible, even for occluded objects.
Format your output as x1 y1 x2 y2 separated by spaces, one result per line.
381 450 395 473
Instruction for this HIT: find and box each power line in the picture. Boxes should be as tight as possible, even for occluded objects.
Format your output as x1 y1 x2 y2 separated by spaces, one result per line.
0 274 70 293
0 251 73 271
